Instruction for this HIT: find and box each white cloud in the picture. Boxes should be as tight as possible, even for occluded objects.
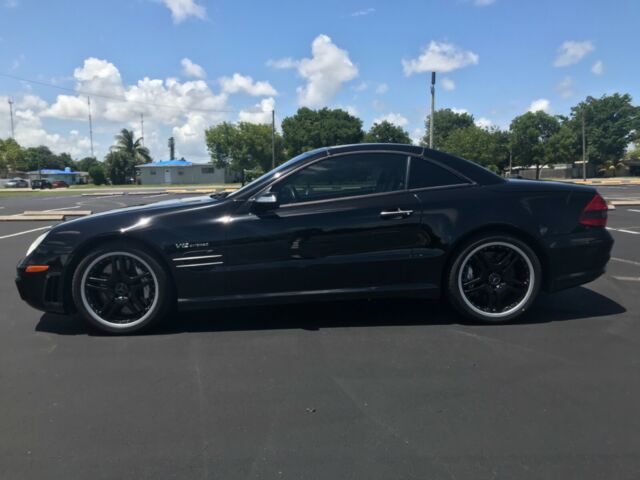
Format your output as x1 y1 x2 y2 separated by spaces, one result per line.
351 7 375 17
528 98 551 114
181 58 206 78
43 95 88 120
295 34 359 108
475 117 494 129
266 57 298 69
441 77 456 91
337 105 359 117
554 40 594 67
17 94 48 111
375 83 389 94
373 113 409 128
219 73 278 97
555 76 574 99
403 41 479 75
592 60 604 75
171 113 208 157
3 0 19 8
451 108 469 114
473 0 496 5
30 57 235 160
162 0 206 23
238 97 276 124
353 81 368 92
410 127 424 146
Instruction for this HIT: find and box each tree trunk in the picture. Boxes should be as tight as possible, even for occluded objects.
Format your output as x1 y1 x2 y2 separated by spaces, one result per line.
535 162 540 180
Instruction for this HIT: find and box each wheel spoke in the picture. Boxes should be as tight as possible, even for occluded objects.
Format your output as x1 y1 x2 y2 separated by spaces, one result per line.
83 252 157 326
459 242 533 316
85 276 110 292
101 298 120 319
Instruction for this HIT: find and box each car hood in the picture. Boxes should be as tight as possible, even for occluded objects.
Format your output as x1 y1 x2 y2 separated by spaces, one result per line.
53 195 229 232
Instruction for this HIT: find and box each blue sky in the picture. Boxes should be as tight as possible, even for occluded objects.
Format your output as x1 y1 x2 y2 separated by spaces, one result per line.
0 0 638 162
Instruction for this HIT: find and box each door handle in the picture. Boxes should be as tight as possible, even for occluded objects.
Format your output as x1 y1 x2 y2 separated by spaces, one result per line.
380 209 414 219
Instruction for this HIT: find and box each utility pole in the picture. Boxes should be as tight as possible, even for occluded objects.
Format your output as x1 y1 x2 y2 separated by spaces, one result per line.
168 137 175 160
87 97 95 158
582 107 587 180
271 109 276 170
429 72 436 149
140 113 145 147
8 98 15 139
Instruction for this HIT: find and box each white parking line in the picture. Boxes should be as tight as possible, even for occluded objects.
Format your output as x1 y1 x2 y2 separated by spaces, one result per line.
606 227 640 235
612 276 640 282
44 205 81 212
629 209 640 213
143 193 168 199
0 225 52 240
611 257 640 267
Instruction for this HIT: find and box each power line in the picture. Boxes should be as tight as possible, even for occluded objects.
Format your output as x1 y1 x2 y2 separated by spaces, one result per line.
0 72 241 114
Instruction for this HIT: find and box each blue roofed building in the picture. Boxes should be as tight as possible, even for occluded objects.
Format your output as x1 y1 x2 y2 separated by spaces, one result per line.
136 160 240 185
27 167 89 185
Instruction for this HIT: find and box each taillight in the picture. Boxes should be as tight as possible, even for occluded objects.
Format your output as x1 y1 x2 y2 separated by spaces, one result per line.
579 193 608 227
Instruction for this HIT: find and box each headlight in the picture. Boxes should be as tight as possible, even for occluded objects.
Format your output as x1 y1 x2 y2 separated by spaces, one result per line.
26 232 49 257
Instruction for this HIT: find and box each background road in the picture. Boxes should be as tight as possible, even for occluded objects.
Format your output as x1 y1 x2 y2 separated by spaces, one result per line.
1 188 640 479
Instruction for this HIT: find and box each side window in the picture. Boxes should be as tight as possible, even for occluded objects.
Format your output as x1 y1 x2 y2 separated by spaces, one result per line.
409 157 468 189
273 153 408 205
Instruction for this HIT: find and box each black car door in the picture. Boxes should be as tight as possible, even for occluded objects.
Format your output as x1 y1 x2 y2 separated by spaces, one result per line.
223 152 426 297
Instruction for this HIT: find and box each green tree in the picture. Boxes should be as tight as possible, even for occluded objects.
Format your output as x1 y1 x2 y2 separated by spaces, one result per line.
23 146 57 171
364 121 412 144
113 129 152 164
509 111 561 179
205 122 284 175
568 94 640 169
441 126 510 172
104 150 136 185
281 107 364 157
88 164 107 185
422 108 475 149
0 138 25 174
76 156 99 172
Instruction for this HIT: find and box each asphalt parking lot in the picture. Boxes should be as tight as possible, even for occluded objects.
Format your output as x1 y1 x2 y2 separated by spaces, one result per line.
1 187 640 479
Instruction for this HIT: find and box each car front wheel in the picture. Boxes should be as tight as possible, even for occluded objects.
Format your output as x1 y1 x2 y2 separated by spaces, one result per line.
71 243 172 334
447 234 541 323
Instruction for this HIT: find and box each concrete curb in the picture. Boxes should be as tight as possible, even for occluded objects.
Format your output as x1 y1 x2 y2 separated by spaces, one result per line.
0 214 66 221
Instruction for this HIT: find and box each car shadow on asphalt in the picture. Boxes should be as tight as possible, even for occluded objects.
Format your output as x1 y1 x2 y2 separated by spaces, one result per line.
35 286 626 336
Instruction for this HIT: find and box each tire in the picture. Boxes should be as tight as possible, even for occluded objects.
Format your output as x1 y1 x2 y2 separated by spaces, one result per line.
446 234 542 324
71 242 173 334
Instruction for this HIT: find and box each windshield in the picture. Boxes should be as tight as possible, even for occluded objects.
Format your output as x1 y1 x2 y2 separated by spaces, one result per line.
227 149 322 198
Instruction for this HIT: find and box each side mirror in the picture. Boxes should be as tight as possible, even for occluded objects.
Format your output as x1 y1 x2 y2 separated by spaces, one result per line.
251 192 279 212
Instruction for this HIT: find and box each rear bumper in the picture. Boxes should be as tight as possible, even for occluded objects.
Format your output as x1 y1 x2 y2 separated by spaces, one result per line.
543 228 614 292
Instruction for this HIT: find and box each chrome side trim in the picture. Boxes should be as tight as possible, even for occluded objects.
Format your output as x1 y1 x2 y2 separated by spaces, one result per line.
173 254 223 262
176 261 224 268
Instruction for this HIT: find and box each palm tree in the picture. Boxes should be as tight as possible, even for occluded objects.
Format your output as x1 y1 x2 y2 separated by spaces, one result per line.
112 128 152 164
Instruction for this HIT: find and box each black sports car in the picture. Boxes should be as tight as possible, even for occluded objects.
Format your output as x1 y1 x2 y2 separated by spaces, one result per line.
16 144 613 333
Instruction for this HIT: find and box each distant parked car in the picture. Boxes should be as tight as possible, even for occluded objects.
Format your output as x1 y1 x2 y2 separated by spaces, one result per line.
4 178 29 188
51 180 69 189
31 179 53 190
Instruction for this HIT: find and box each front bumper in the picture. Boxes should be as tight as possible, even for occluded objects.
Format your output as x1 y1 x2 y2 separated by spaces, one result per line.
543 228 614 292
15 262 67 314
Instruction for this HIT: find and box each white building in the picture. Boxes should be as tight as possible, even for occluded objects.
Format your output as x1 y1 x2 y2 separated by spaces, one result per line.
136 160 240 185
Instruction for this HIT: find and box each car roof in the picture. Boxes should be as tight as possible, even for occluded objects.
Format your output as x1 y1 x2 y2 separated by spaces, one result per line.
326 143 504 185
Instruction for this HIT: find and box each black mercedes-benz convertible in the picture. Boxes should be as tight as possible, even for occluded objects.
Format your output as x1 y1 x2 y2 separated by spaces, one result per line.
16 144 613 333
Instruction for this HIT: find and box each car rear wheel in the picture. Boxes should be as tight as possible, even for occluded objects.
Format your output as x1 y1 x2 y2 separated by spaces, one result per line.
71 243 172 334
446 234 541 323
